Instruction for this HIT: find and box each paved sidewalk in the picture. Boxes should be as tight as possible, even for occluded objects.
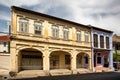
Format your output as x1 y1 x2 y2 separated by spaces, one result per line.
0 69 9 75
116 69 120 72
0 69 9 79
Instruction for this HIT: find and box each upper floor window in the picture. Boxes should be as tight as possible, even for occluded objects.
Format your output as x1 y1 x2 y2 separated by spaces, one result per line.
100 35 104 48
34 22 42 35
63 28 69 40
19 18 29 33
106 37 110 49
76 31 81 42
52 26 59 38
93 34 98 47
84 32 89 42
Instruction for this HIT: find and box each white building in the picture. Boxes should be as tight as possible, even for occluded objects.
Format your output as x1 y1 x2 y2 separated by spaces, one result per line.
0 35 10 53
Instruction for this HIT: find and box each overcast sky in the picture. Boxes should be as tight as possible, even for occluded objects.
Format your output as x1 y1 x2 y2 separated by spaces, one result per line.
0 0 120 35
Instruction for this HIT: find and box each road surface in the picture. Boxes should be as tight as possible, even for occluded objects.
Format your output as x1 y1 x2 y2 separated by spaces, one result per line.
9 72 120 80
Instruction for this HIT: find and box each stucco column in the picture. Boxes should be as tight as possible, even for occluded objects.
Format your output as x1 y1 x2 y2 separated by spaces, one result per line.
71 56 76 70
10 48 16 72
88 53 92 70
98 34 100 48
10 41 18 72
109 35 114 71
109 51 114 70
43 48 50 70
104 36 106 49
15 50 20 72
91 49 95 72
71 51 76 70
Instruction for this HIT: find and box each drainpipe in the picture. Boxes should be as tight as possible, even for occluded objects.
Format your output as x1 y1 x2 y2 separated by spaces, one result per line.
8 21 11 53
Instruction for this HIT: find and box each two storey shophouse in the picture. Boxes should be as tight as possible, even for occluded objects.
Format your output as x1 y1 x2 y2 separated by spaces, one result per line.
10 6 92 76
91 26 114 72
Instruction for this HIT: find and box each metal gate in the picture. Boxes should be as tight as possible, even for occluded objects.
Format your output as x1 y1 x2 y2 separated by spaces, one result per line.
21 50 43 70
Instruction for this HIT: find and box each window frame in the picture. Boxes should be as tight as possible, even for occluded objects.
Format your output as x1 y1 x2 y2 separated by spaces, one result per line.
84 32 89 42
100 35 104 48
34 21 43 35
51 26 59 38
106 37 110 49
19 18 29 33
63 28 69 40
76 31 81 42
93 34 98 48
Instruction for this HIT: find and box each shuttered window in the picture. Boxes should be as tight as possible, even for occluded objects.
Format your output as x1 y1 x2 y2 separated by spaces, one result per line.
106 37 110 49
100 35 104 48
34 22 42 35
85 32 89 42
63 28 69 40
19 18 29 33
94 34 98 47
76 31 81 42
52 26 59 38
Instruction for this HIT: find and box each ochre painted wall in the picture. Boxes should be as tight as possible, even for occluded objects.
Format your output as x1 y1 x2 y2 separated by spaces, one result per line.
11 8 92 72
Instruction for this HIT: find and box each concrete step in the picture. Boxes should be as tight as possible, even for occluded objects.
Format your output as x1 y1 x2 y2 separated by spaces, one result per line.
50 69 72 76
76 69 91 74
16 70 48 78
95 67 113 72
0 69 9 76
0 69 10 79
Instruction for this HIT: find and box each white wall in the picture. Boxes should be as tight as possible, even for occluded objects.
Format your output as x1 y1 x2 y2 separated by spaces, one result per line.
0 54 10 70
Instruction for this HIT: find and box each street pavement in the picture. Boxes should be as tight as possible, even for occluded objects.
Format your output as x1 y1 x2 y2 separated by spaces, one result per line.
9 72 120 80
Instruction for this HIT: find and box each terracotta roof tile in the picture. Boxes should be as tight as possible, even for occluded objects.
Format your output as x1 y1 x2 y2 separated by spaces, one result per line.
0 35 10 41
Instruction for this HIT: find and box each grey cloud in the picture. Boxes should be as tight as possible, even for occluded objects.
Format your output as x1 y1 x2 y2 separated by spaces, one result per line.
109 0 120 7
46 5 72 20
0 5 10 21
88 11 120 20
0 0 120 35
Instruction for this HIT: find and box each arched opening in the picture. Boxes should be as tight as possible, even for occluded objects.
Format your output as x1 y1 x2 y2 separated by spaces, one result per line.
50 51 71 70
18 48 43 71
76 53 89 69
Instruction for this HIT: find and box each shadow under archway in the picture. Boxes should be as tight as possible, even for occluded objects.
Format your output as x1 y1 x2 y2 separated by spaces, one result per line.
18 48 43 71
50 50 71 70
76 52 89 69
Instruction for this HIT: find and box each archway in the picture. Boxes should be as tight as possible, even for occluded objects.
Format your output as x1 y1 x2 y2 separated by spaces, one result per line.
18 48 43 71
50 51 71 70
76 52 89 69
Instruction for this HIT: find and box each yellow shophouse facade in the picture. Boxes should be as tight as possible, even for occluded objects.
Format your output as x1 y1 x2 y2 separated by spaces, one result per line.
10 6 92 75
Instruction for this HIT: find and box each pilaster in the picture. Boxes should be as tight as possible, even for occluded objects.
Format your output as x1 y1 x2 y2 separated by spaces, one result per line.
104 36 106 49
98 34 100 48
109 51 114 70
71 50 77 70
43 47 50 70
